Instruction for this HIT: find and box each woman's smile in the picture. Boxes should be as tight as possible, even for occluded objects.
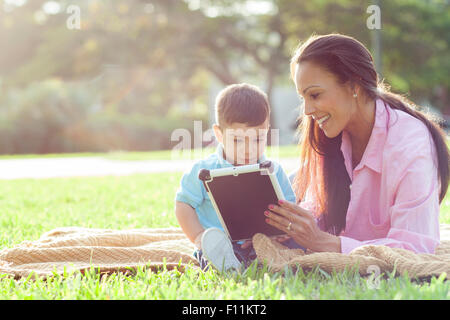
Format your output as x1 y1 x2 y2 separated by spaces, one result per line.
316 114 331 127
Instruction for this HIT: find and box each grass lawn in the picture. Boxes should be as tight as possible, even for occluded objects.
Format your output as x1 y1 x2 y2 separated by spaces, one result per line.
0 172 449 300
0 144 301 161
0 136 447 161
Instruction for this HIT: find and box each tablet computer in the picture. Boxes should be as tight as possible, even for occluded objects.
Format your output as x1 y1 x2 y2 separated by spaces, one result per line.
198 161 286 242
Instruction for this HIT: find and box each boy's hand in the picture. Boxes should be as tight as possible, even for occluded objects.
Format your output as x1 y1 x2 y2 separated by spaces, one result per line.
240 239 253 249
274 234 291 243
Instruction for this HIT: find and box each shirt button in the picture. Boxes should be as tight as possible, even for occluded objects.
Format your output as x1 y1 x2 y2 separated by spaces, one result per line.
349 184 352 190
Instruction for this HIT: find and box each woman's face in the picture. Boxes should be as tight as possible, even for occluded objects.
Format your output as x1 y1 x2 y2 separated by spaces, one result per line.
294 61 356 138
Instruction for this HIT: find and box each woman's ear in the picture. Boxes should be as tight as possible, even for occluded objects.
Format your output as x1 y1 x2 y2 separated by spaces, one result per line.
212 124 223 144
346 80 357 96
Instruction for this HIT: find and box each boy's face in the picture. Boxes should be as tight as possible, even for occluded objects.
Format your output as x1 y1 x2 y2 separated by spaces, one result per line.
213 119 269 166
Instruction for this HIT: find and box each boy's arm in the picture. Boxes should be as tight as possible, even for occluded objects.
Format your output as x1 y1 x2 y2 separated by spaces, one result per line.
175 201 205 248
175 161 207 248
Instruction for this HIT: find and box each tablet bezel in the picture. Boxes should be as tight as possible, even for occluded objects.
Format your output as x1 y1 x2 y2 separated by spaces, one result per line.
199 161 286 241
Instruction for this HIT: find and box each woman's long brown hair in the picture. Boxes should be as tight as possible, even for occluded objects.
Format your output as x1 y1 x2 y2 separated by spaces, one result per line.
290 34 449 235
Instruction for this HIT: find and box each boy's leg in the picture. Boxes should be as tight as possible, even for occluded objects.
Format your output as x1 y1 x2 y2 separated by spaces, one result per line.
193 249 210 271
201 228 242 272
231 242 257 268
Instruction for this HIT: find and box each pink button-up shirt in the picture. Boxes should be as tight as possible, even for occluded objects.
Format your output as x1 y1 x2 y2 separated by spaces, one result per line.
298 98 441 254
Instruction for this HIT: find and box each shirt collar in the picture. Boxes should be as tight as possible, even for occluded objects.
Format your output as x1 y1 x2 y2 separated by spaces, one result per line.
340 98 389 174
215 143 267 167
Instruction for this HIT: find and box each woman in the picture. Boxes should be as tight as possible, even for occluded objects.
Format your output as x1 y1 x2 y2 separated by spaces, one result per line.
264 33 449 254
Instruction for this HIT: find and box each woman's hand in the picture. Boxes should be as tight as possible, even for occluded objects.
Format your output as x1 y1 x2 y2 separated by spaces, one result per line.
264 199 341 253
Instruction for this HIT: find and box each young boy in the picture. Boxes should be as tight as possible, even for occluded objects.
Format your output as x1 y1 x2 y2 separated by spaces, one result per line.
175 83 303 272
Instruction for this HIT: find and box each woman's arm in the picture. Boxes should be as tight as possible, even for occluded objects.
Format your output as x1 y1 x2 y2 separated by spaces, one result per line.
339 231 438 254
341 159 441 254
267 165 440 255
267 131 441 254
265 200 341 252
341 124 442 254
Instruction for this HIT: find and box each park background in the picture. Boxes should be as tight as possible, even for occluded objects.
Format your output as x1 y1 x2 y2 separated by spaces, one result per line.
0 0 449 155
0 0 450 300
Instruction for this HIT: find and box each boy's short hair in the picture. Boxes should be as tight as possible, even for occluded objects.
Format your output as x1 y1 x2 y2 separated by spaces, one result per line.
215 83 270 128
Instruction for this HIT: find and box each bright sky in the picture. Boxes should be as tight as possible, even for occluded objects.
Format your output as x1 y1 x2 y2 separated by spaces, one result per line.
4 0 26 6
184 0 277 17
4 0 277 16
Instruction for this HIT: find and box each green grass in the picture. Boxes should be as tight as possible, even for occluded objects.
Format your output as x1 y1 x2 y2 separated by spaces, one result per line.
0 137 450 161
0 172 449 299
0 144 301 161
1 135 448 161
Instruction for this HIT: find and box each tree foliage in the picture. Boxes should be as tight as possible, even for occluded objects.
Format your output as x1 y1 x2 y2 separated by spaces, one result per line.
0 0 448 153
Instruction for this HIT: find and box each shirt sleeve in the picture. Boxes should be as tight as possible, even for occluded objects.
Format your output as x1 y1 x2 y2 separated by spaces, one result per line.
340 133 441 254
175 162 205 209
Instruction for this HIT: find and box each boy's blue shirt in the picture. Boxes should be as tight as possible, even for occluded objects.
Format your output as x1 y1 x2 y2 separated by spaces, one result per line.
175 144 297 231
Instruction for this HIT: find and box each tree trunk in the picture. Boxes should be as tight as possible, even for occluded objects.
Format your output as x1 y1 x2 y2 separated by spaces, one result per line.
265 69 276 146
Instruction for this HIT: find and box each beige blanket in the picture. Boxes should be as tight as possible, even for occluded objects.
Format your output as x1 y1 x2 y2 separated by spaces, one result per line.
253 225 450 280
1 225 450 279
0 227 199 279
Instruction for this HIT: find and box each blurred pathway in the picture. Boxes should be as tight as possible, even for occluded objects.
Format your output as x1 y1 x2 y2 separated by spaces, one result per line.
0 157 299 179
